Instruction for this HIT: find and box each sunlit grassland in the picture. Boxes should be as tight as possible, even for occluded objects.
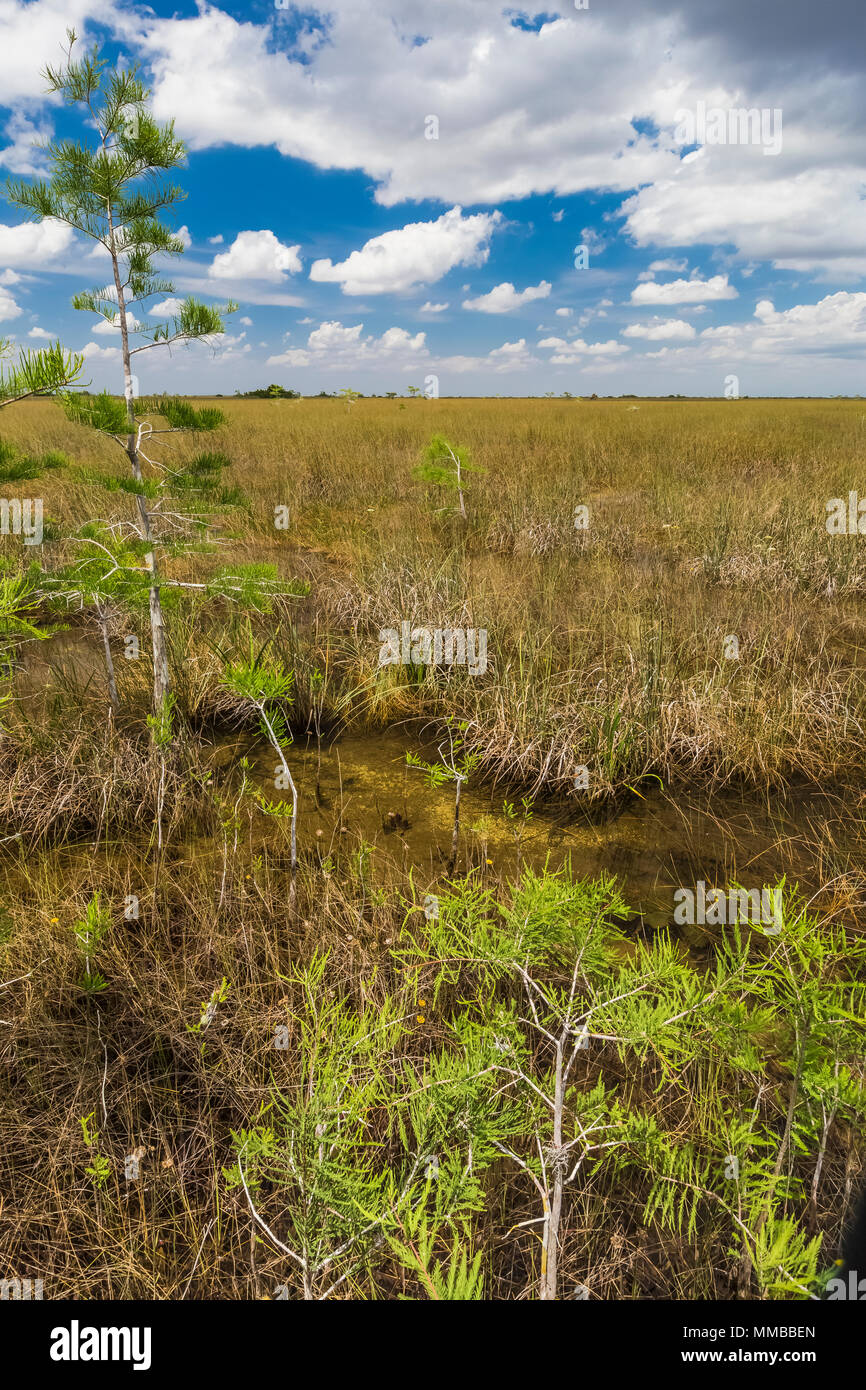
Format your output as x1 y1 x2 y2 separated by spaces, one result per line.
2 394 863 799
1 395 865 1302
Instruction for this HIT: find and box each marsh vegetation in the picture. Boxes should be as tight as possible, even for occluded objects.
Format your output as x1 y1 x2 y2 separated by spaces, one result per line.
0 393 864 1299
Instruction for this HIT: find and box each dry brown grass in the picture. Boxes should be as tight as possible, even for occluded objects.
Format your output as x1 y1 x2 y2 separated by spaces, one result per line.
2 395 864 799
0 395 864 1301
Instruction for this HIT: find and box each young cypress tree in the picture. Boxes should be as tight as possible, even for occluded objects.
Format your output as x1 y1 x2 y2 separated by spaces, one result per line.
6 30 235 712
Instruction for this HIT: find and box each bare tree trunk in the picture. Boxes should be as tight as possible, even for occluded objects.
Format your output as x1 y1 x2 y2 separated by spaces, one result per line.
450 444 466 519
260 703 299 898
146 562 170 709
448 775 462 872
540 1041 564 1300
809 1102 836 1227
314 709 322 804
96 601 119 712
107 211 170 713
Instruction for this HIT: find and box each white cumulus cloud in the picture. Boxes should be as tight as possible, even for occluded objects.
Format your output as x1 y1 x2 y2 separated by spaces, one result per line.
462 281 551 313
79 340 119 362
210 230 302 282
541 337 630 363
707 291 866 356
622 318 696 340
309 208 502 296
0 112 52 176
151 298 185 316
0 218 75 268
630 275 738 305
90 313 141 335
267 319 427 369
0 288 22 322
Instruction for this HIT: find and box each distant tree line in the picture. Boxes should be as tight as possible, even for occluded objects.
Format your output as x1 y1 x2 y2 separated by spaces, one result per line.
234 384 301 399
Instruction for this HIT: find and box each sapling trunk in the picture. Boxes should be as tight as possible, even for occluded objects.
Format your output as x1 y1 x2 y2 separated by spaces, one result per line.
540 1040 565 1300
448 442 466 519
259 703 298 879
314 710 323 804
95 600 119 712
108 209 170 713
456 461 465 519
448 775 463 873
809 1100 836 1225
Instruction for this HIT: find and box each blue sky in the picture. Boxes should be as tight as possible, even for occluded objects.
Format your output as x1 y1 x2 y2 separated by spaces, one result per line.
1 0 864 395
